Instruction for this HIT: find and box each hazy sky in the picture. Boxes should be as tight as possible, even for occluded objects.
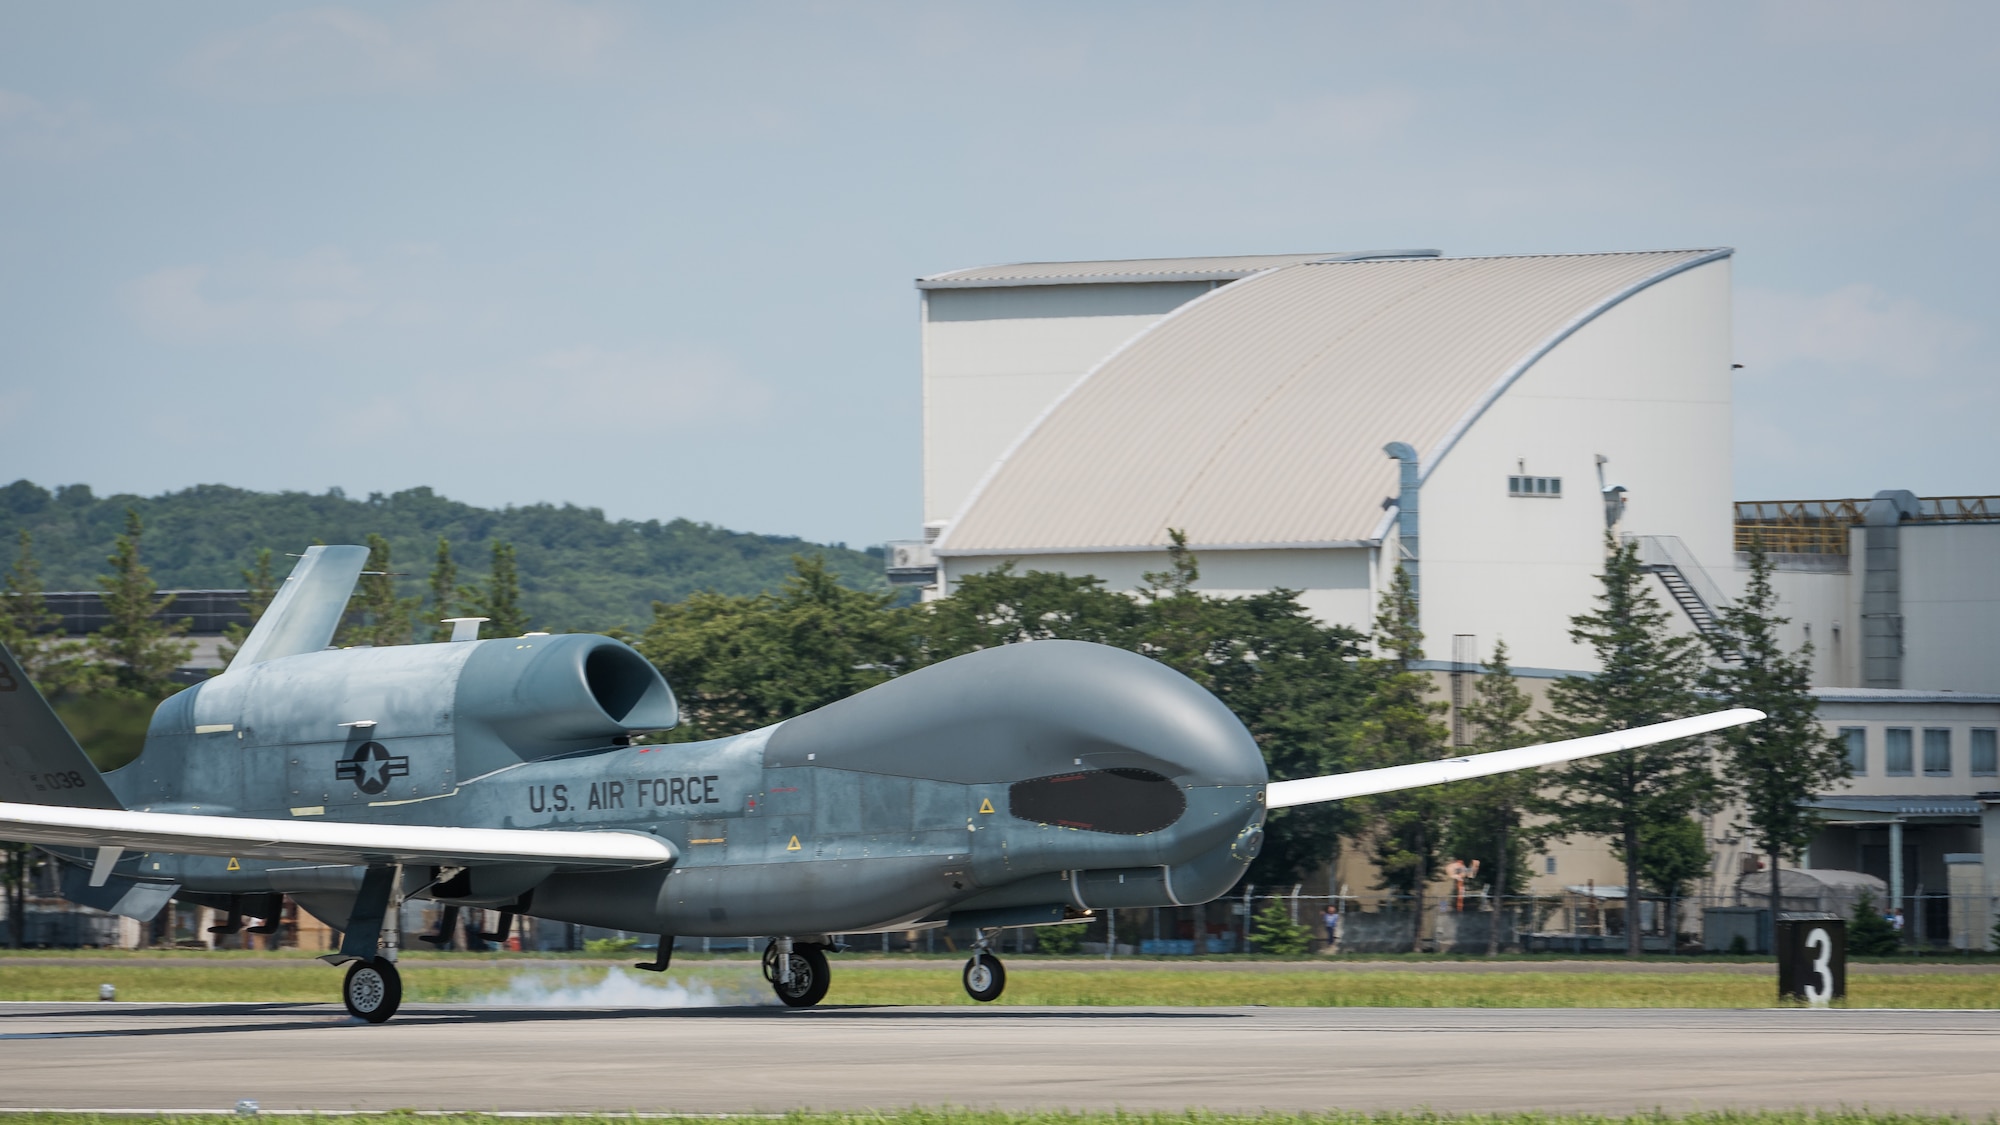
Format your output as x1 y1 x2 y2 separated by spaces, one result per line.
2 2 1994 546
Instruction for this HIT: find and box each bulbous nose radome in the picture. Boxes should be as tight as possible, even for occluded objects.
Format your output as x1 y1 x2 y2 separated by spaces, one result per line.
763 639 1269 789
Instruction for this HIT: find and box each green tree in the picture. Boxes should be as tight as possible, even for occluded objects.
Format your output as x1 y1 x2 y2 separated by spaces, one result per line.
1351 566 1451 951
1035 922 1089 956
1534 536 1715 957
469 541 530 638
1137 530 1221 685
0 531 57 667
427 536 459 641
917 565 1142 653
0 530 95 694
1850 890 1901 955
340 534 420 647
1706 540 1851 927
1440 640 1538 953
638 556 910 742
1611 815 1709 941
91 510 193 697
217 548 280 668
0 479 894 634
1251 898 1314 956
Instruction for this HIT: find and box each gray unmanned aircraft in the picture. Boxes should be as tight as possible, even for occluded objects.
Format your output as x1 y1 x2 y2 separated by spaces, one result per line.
0 545 1760 1021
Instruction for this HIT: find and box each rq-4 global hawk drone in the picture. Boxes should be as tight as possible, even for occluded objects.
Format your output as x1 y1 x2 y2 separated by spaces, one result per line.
0 546 1760 1022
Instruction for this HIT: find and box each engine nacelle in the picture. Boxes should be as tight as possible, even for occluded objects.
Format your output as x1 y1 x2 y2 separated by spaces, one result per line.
455 633 678 767
145 633 677 801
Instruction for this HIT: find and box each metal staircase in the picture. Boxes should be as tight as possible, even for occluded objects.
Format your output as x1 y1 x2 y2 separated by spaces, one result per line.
1623 534 1741 662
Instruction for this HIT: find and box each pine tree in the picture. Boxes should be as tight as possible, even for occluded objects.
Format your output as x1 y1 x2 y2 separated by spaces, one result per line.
1706 540 1850 926
1610 815 1710 941
1442 640 1537 954
428 536 458 642
1534 536 1715 957
1352 566 1451 951
471 541 530 638
0 530 92 693
1250 899 1313 956
1138 529 1218 686
340 534 419 646
1849 890 1901 955
91 510 193 697
217 548 279 669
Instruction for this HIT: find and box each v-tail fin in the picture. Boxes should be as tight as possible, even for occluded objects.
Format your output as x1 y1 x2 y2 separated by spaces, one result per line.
226 544 369 669
0 639 122 810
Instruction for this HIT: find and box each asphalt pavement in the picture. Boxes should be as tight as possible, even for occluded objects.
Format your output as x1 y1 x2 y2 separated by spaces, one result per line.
1 1002 1994 1114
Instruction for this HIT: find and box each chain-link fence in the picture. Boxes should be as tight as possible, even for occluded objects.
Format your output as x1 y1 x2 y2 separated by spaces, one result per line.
10 886 1999 955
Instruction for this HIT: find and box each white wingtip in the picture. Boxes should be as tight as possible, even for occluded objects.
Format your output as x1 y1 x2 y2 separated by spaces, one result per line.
1267 707 1767 809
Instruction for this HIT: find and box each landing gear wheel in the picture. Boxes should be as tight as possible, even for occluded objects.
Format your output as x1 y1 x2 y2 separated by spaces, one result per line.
763 942 831 1008
963 952 1005 1002
343 957 402 1023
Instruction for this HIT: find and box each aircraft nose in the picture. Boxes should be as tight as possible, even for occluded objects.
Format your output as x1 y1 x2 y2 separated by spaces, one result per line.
765 639 1269 789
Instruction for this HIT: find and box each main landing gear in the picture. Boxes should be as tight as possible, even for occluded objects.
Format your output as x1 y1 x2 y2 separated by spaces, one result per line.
763 938 831 1008
962 929 1006 1002
343 957 402 1023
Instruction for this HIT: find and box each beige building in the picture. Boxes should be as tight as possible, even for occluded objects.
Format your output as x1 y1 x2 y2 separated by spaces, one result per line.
903 248 1738 677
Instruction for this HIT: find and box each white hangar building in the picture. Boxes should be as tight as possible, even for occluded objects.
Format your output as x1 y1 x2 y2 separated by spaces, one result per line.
898 248 1738 674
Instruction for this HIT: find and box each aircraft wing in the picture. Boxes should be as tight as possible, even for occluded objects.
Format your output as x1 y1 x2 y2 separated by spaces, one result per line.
1265 708 1764 809
0 801 677 870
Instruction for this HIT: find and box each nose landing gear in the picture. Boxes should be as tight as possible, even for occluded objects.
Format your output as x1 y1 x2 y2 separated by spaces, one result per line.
763 937 831 1008
342 957 402 1023
962 929 1006 1002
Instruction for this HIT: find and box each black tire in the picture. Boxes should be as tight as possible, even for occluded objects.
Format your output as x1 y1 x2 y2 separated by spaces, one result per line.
963 952 1005 1002
767 943 831 1008
343 957 402 1023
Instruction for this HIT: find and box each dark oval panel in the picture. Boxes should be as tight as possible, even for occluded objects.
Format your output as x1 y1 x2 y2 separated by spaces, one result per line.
1008 768 1186 835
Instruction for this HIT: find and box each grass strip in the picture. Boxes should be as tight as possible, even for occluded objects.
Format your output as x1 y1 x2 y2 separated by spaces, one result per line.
0 1104 1992 1112
10 962 2000 1007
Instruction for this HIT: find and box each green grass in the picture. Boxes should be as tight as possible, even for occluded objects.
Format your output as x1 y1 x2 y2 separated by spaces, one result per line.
820 967 2000 1008
8 958 2000 1008
0 1112 1992 1125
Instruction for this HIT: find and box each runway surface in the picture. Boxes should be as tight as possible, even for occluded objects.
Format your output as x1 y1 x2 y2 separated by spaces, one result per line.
3 1002 1997 1114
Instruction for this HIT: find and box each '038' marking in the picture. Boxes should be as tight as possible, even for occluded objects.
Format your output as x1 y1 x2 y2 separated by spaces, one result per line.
24 770 87 793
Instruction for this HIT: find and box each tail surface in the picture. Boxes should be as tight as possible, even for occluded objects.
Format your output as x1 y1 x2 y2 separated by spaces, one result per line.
0 640 122 809
226 544 369 668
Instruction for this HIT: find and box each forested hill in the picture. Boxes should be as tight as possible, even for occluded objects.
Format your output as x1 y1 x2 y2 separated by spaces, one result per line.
0 480 890 633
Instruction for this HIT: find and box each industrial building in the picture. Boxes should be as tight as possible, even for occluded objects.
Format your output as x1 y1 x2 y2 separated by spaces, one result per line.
899 247 1737 675
897 247 2000 947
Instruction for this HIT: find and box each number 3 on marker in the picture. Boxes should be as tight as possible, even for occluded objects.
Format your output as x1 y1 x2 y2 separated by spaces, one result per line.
1803 926 1833 1004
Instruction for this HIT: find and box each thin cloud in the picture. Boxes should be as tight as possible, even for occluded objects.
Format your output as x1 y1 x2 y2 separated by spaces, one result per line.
0 88 125 162
328 347 774 446
1738 284 1981 380
177 1 626 100
124 249 381 343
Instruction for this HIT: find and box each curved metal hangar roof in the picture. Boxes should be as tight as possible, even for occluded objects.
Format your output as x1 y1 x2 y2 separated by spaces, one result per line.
934 249 1728 557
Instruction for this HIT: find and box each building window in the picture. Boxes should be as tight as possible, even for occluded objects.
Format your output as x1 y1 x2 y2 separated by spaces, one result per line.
1924 728 1952 777
1544 856 1557 875
1841 727 1867 776
1508 475 1562 498
1885 728 1913 776
1973 729 1998 777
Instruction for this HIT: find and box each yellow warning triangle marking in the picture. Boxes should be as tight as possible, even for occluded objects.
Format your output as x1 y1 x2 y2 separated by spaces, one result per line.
226 857 240 871
786 835 802 852
978 798 995 814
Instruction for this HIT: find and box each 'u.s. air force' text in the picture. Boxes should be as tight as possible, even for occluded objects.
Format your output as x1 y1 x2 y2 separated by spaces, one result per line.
527 776 721 813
